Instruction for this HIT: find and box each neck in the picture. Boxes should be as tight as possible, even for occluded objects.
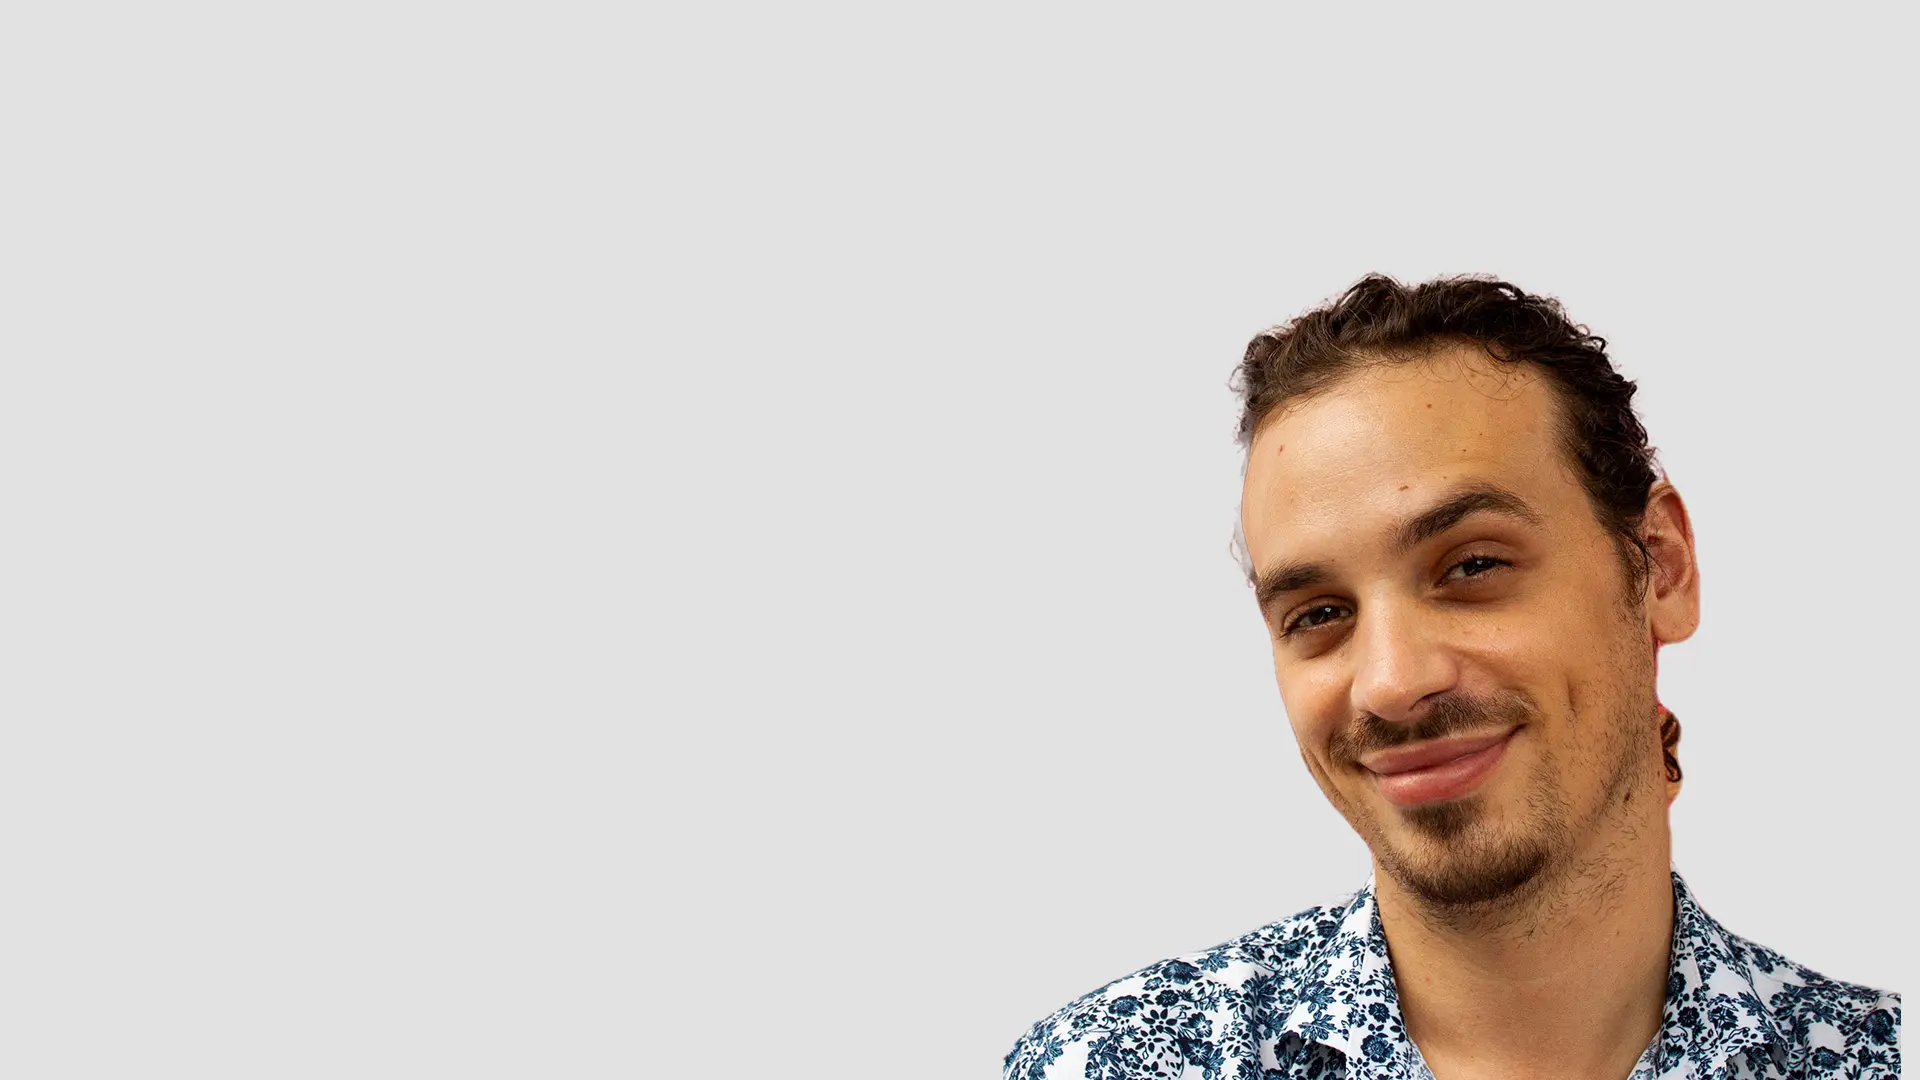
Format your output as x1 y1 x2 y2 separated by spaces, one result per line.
1374 795 1674 1080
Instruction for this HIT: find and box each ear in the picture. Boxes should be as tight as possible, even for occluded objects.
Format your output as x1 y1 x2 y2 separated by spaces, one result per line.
1640 481 1700 645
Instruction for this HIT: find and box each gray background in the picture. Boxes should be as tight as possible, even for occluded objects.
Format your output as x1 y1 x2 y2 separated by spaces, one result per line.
3 3 1910 1077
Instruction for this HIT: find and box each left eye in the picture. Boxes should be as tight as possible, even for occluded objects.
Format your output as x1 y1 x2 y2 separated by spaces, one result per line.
1443 555 1506 582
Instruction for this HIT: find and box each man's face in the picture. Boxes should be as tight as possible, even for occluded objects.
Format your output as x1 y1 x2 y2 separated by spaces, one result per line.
1239 347 1665 911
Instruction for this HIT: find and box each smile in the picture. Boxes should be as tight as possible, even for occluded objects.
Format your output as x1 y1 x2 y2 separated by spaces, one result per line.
1361 728 1519 807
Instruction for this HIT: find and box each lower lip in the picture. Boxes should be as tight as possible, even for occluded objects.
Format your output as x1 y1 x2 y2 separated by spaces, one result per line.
1370 733 1515 807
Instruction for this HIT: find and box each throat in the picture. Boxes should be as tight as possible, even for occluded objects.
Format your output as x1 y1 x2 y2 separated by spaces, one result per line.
1376 851 1676 1079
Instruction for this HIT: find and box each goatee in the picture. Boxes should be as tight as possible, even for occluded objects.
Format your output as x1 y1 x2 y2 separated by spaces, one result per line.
1333 690 1564 911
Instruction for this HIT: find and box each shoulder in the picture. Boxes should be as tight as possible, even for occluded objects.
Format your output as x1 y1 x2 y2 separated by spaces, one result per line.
1733 933 1901 1078
1001 898 1351 1080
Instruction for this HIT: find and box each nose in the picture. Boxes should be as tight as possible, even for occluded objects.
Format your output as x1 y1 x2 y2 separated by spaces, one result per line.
1348 597 1459 726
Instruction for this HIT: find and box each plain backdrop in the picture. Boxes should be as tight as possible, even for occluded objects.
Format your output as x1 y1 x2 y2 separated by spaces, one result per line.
1 3 1911 1077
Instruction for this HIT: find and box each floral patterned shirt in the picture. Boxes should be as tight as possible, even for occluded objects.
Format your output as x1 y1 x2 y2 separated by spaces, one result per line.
1003 871 1900 1080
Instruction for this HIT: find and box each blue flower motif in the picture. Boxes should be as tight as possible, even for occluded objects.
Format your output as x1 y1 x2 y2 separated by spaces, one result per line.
1813 1047 1843 1069
1155 989 1182 1006
1361 1033 1392 1062
1161 960 1200 985
1865 1008 1895 1044
1367 1001 1389 1022
1109 995 1140 1017
1678 1006 1700 1027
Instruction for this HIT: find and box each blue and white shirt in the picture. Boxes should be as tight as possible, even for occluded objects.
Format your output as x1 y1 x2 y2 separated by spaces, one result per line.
1003 872 1900 1079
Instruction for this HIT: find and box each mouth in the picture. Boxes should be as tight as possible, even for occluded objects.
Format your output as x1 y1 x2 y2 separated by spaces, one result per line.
1360 728 1519 807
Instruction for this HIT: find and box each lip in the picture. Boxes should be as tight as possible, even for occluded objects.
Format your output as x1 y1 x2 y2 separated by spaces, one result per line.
1361 728 1518 807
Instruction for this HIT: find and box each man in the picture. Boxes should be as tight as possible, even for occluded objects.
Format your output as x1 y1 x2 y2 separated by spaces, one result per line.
1002 276 1901 1080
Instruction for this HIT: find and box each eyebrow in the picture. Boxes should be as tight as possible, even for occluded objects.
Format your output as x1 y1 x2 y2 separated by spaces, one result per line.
1396 484 1543 554
1251 560 1335 611
1250 483 1545 612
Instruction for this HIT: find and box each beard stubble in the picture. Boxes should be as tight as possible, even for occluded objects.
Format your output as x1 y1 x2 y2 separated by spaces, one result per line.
1328 689 1572 911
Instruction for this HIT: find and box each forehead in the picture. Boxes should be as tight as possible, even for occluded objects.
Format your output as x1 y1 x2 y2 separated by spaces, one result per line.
1241 348 1578 547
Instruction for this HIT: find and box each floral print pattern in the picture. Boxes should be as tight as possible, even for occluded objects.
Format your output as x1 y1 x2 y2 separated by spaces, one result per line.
1004 871 1899 1079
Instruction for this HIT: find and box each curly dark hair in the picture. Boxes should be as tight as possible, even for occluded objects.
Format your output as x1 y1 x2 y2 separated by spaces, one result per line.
1230 273 1680 783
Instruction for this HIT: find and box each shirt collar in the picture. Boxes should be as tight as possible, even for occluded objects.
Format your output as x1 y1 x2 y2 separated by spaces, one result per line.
1658 870 1797 1074
1273 872 1415 1080
1276 870 1792 1078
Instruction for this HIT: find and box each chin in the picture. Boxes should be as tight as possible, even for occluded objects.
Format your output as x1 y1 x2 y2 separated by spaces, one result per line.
1377 801 1558 908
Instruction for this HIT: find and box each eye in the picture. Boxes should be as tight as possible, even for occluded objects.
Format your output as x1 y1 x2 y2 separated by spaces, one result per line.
1441 554 1508 583
1282 602 1351 638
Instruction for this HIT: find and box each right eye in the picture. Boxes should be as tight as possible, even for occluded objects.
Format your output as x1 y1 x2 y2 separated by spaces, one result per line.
1283 603 1351 638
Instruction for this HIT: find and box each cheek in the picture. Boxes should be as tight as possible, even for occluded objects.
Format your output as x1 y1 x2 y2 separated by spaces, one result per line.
1274 664 1345 757
1513 580 1648 730
1454 574 1606 685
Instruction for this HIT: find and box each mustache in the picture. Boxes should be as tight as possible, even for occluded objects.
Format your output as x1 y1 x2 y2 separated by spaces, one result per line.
1329 691 1534 764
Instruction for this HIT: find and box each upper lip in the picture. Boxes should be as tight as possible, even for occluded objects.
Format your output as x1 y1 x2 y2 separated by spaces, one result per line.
1360 729 1517 775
